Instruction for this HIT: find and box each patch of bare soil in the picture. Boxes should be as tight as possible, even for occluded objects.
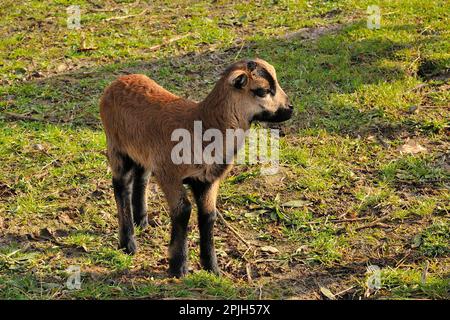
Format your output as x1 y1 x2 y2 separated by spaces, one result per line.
0 182 16 198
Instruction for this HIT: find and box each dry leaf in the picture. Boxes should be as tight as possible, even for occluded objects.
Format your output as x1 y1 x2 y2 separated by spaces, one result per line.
33 143 45 151
56 64 67 72
398 139 427 154
281 200 311 208
59 213 74 225
295 245 308 254
260 246 279 254
319 286 336 300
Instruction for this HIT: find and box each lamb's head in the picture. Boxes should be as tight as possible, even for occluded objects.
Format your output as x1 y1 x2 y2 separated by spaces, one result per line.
225 58 294 123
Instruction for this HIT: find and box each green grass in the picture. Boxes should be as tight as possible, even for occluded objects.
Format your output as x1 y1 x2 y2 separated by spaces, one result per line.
90 248 133 271
375 267 450 299
418 222 450 257
381 155 449 185
183 271 241 299
0 0 449 299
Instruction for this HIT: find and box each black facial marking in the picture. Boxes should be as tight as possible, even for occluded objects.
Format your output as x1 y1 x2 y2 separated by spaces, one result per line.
251 87 269 98
247 60 257 71
251 106 293 123
258 68 276 95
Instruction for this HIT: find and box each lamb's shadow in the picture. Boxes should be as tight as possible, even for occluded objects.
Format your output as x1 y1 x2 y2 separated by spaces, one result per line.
2 228 111 258
1 229 168 281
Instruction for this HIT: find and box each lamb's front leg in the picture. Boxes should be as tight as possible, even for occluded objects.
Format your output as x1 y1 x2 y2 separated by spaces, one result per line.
158 178 192 278
189 179 220 275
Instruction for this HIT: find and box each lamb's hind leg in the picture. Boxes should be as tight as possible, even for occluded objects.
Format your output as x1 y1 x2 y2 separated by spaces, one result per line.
157 176 192 277
132 164 149 228
111 151 137 254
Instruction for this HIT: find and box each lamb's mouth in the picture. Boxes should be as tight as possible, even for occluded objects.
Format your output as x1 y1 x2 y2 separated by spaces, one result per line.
252 106 293 123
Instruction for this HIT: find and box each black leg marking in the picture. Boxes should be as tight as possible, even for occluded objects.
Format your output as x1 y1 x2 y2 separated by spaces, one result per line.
132 164 149 228
188 179 220 275
112 152 137 255
198 209 219 274
168 197 192 278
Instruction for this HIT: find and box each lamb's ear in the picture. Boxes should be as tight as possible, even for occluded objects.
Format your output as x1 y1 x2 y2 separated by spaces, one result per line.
228 70 248 89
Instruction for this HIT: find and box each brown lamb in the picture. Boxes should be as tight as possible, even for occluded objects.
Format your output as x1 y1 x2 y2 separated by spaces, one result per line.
99 58 293 277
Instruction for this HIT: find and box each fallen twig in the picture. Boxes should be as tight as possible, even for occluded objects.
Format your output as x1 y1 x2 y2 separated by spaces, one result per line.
148 33 193 52
91 8 121 13
395 249 411 268
242 246 252 259
354 216 391 231
337 215 391 234
421 260 429 284
334 286 355 297
246 263 253 283
217 212 251 248
253 258 284 264
234 40 246 60
39 159 59 172
333 217 371 223
354 221 390 231
405 83 428 93
104 8 148 22
78 44 98 52
306 217 371 225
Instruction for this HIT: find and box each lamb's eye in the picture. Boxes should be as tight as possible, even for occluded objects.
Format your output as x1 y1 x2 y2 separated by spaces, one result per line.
253 88 268 98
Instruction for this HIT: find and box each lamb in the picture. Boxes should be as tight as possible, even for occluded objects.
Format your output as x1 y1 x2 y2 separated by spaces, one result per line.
99 58 293 277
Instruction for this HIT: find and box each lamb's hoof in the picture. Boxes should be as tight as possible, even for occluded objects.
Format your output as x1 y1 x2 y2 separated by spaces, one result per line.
168 264 188 278
134 215 149 229
119 236 137 255
206 266 221 276
201 257 220 275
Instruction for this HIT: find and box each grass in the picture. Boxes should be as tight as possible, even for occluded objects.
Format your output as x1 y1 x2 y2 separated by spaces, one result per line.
419 222 450 257
0 0 449 299
381 155 449 185
375 267 449 299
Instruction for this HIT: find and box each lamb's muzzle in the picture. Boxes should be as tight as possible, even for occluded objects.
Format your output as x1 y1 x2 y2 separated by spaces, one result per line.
99 58 293 277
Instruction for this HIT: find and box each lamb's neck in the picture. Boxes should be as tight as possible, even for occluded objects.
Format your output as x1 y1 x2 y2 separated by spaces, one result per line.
195 91 250 164
197 90 250 133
